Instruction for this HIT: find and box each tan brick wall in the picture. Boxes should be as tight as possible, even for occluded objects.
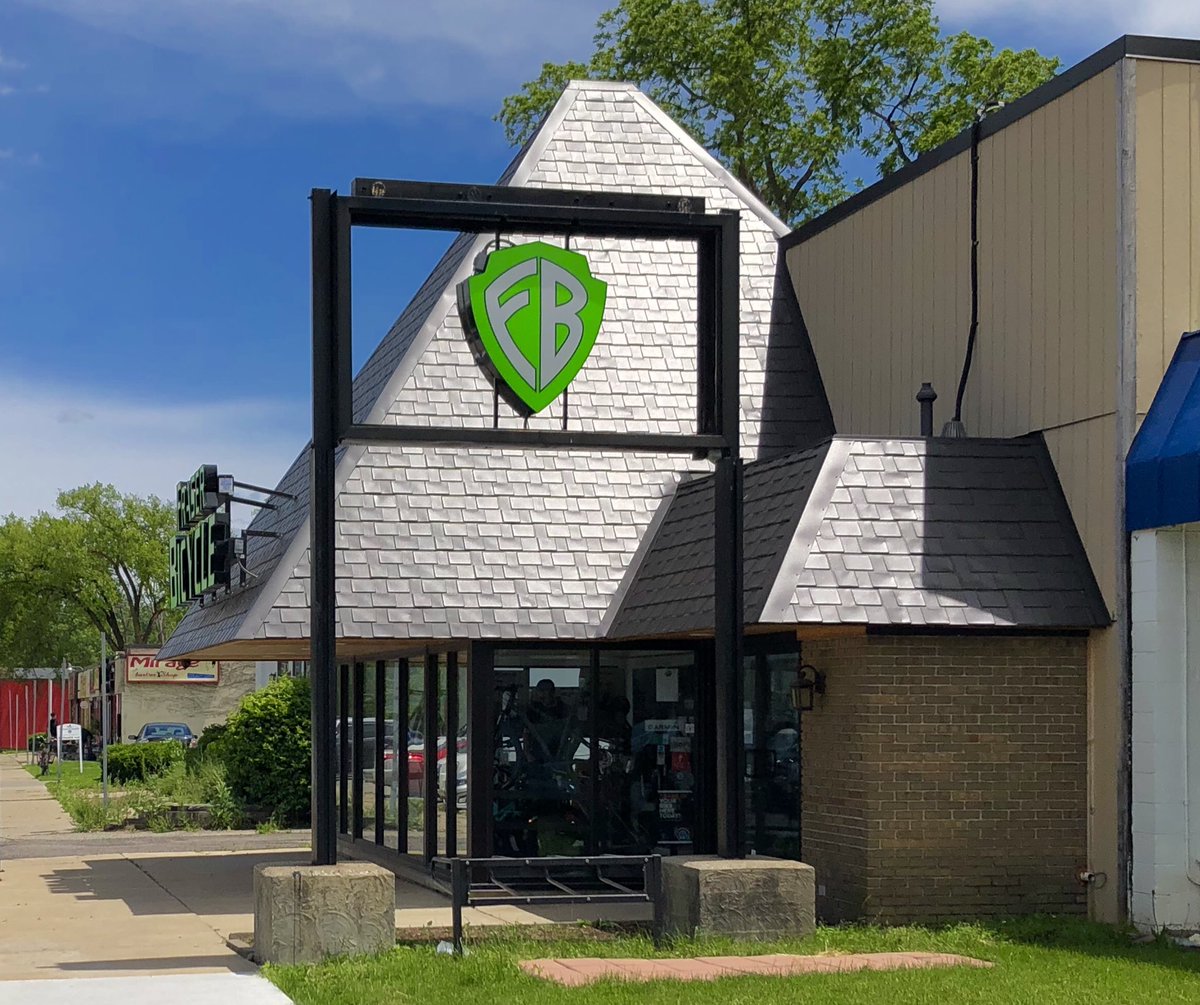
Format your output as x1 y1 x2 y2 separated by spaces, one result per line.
802 634 1088 923
799 635 870 922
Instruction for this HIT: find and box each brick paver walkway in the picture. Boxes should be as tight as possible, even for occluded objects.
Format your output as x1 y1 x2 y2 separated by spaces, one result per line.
520 951 993 986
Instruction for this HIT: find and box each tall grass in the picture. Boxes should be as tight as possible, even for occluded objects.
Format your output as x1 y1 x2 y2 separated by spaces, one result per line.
41 758 243 831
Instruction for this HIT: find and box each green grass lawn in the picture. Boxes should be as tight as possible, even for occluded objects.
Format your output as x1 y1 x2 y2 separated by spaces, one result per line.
24 759 104 795
264 917 1200 1005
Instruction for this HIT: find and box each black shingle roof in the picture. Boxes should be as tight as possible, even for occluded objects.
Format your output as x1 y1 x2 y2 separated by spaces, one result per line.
607 435 1111 637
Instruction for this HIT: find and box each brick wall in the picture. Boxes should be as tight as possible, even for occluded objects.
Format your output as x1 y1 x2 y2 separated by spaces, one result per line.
799 635 870 921
802 634 1088 923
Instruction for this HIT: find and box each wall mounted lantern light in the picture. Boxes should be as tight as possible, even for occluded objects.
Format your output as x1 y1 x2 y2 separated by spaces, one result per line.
790 663 826 712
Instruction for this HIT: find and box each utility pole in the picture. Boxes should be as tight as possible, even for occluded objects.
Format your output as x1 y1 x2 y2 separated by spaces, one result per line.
101 634 109 808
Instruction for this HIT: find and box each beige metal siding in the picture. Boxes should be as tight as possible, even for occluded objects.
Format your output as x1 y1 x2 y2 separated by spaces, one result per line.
787 66 1120 605
1044 417 1117 612
1135 59 1200 415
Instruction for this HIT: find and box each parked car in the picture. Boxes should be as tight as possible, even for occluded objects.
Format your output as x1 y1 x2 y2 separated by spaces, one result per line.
129 722 196 747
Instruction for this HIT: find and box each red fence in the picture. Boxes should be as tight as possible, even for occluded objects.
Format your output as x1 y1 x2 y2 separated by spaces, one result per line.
0 679 69 750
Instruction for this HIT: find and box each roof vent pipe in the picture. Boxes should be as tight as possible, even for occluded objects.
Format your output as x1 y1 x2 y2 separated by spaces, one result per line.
917 382 937 436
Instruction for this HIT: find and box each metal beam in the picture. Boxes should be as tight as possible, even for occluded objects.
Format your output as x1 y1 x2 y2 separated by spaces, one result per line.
343 423 724 454
342 197 720 240
352 177 704 216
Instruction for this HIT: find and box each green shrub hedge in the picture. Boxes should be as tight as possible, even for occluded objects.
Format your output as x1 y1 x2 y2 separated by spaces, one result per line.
108 740 184 784
184 722 229 774
220 676 310 824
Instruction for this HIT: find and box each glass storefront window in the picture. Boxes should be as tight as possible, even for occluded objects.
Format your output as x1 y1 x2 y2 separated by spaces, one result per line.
492 650 590 856
439 652 468 857
744 647 802 860
407 661 429 861
360 662 379 839
488 647 698 857
596 651 698 855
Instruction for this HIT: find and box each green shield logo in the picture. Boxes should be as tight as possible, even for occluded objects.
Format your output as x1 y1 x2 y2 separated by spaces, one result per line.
459 241 607 414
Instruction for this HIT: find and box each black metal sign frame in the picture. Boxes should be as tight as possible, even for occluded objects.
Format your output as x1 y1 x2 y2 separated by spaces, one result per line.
309 179 743 865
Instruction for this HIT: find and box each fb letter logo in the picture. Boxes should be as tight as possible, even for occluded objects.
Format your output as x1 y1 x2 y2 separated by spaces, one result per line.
458 241 607 414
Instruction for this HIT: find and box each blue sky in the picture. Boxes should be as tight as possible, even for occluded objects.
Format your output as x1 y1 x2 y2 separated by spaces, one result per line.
1 1 1197 516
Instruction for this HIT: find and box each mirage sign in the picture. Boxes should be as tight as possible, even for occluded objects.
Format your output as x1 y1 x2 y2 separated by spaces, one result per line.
457 241 607 414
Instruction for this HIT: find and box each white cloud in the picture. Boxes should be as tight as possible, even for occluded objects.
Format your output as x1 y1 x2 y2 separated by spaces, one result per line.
0 374 304 519
936 0 1200 37
20 1 607 112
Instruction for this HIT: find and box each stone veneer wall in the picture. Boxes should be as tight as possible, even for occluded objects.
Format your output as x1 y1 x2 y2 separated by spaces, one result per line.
801 634 1088 923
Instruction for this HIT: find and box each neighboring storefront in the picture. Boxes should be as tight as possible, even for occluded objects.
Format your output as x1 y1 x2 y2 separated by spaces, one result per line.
115 648 258 741
160 67 1117 922
781 35 1200 925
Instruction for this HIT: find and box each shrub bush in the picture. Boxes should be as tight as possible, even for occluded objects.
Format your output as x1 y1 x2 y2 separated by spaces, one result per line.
220 676 310 824
185 721 230 774
108 740 184 784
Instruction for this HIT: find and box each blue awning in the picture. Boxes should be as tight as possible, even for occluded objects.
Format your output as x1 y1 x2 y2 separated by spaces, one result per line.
1128 330 1200 532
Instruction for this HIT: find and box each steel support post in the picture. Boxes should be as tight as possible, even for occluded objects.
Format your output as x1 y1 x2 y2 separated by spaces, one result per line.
339 663 350 836
352 662 365 840
712 212 743 858
423 653 439 863
395 658 409 852
374 660 386 846
466 643 493 857
310 188 339 865
444 651 459 857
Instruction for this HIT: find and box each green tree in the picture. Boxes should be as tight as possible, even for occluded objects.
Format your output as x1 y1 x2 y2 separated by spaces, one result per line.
0 484 180 669
498 0 1059 223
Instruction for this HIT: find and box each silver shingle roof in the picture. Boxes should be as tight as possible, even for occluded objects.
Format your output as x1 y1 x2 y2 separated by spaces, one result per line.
159 81 833 659
608 436 1111 637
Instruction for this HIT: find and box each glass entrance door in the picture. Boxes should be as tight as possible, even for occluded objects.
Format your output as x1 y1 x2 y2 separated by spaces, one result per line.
491 651 590 856
595 651 698 855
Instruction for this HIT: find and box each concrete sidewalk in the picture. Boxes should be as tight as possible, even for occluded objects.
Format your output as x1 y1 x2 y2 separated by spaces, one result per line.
0 852 266 980
0 754 275 988
1 973 292 1004
0 752 74 841
0 752 644 1002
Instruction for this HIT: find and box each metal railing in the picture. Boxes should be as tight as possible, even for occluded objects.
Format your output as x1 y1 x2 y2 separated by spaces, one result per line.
431 854 663 954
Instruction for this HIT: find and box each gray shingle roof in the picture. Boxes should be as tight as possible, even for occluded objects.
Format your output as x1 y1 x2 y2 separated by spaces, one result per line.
159 80 833 659
607 435 1111 637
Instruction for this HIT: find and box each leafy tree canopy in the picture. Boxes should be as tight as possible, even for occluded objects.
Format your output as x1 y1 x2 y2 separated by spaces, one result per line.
498 0 1059 223
0 484 180 670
